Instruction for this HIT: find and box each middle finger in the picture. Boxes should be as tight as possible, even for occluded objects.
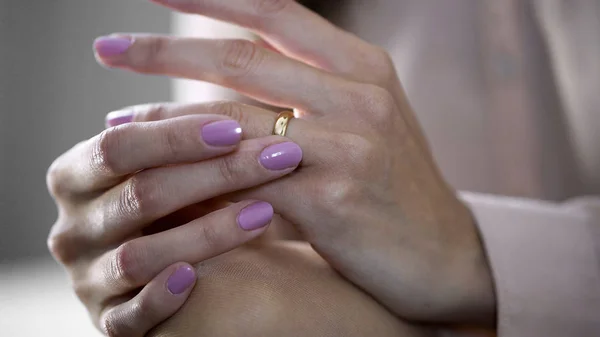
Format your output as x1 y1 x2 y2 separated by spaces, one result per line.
87 135 302 245
94 35 360 115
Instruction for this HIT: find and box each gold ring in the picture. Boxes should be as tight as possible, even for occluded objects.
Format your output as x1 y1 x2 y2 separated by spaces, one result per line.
272 111 295 137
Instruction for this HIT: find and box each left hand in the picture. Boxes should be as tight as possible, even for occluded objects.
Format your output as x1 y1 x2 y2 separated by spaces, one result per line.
94 0 496 326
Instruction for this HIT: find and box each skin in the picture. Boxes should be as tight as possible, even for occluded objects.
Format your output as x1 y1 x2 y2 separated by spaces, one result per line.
48 0 498 335
47 114 302 335
148 241 437 337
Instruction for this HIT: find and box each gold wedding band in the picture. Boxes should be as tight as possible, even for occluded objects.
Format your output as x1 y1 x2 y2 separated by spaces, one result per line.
272 111 295 137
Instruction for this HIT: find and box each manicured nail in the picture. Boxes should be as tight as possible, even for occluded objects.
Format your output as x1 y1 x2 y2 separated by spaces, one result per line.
259 142 303 171
105 109 133 128
237 201 274 231
167 265 196 295
201 120 242 146
94 36 133 57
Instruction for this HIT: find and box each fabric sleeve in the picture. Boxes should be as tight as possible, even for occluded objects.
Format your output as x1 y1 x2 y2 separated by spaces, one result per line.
460 192 600 337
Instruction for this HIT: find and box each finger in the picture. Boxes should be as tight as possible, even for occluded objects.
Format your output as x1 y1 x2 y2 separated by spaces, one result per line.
110 101 321 143
150 0 391 83
100 262 196 337
93 34 356 114
49 115 242 197
144 1 431 154
87 136 302 244
91 200 272 297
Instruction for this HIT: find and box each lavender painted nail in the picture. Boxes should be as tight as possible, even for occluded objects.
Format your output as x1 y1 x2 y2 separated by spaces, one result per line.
259 142 303 171
201 120 242 146
237 201 274 231
167 266 196 295
105 110 133 128
94 36 133 57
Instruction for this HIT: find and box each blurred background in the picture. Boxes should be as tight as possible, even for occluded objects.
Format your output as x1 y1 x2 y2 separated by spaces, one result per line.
0 1 170 335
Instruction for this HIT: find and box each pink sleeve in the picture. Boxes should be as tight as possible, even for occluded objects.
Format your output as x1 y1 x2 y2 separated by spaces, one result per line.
460 192 600 336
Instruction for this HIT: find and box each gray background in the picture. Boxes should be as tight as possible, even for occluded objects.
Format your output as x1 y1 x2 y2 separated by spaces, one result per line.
0 1 171 263
0 0 170 263
0 3 173 335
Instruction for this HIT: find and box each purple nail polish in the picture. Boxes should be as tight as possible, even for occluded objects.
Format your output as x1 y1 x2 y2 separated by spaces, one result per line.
201 120 242 146
237 201 274 231
105 110 133 128
94 36 133 57
259 142 303 171
167 266 196 295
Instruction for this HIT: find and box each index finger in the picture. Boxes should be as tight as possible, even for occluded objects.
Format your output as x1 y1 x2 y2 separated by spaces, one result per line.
48 115 241 197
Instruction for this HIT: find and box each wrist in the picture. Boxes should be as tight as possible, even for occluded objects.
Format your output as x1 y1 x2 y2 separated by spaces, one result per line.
453 241 497 327
441 205 497 327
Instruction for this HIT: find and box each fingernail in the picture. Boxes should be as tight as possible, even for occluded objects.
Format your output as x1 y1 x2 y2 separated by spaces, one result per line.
259 142 303 171
201 120 242 146
237 201 274 231
105 110 133 128
94 36 133 57
167 265 196 295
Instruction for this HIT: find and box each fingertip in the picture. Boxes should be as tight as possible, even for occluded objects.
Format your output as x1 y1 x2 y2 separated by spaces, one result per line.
105 109 134 128
98 262 197 337
201 120 243 147
94 35 134 58
166 263 197 296
237 201 274 232
259 141 303 171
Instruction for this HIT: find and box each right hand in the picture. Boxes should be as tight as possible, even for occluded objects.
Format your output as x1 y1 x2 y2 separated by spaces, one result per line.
46 112 302 337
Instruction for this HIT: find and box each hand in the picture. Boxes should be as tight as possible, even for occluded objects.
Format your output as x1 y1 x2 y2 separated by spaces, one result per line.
148 241 438 337
93 0 496 325
46 114 303 336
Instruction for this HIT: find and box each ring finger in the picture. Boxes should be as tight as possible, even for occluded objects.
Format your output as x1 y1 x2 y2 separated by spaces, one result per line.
107 101 323 142
92 200 272 306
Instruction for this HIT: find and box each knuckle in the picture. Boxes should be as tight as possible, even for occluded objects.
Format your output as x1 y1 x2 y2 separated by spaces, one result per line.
46 216 87 265
118 174 159 220
46 158 66 198
317 179 360 211
208 101 257 132
216 155 243 186
217 39 265 78
208 101 243 121
138 103 169 122
252 0 291 17
119 178 144 219
198 223 222 251
162 126 185 159
92 128 124 177
131 37 170 73
361 85 396 125
47 222 76 263
101 309 126 337
111 242 142 287
345 45 396 85
131 295 158 323
368 46 396 77
73 282 92 304
338 133 377 170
